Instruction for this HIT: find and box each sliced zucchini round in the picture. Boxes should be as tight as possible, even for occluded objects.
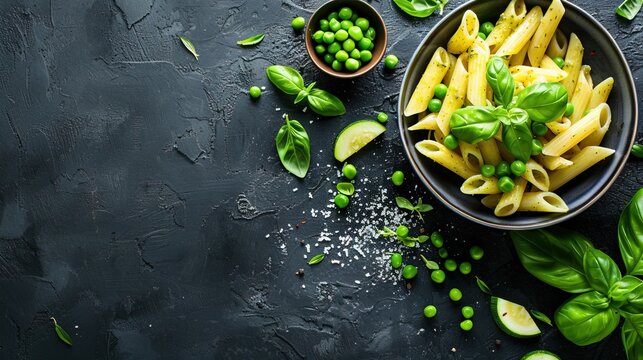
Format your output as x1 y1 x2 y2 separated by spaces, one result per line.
491 296 541 338
333 120 386 162
521 350 561 360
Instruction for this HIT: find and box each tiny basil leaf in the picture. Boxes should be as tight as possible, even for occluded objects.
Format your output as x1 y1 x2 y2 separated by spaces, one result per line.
609 275 643 303
502 108 532 162
395 196 415 211
421 255 440 270
306 88 346 117
619 188 643 275
623 319 643 360
582 248 622 294
416 204 433 212
632 144 643 158
179 36 199 60
486 56 515 107
401 238 417 248
294 90 308 104
237 33 265 46
616 0 642 20
336 182 355 196
515 82 568 123
308 253 325 265
266 65 305 95
449 106 502 144
530 309 553 326
392 0 448 18
417 235 429 243
275 115 310 178
554 291 620 346
50 317 73 346
475 276 492 295
511 228 593 293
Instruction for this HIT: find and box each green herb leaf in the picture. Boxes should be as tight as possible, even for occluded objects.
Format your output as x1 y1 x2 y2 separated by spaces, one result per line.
392 0 449 18
395 196 415 211
449 106 502 144
515 82 568 123
237 33 265 46
616 0 642 20
378 227 396 237
502 108 532 162
608 275 643 303
179 36 199 60
475 276 492 295
510 227 593 293
619 188 643 275
582 248 622 295
266 65 305 95
632 144 643 158
417 235 429 243
420 254 439 270
622 319 643 360
400 238 417 248
294 82 316 105
486 56 515 107
336 182 355 196
308 253 325 265
530 309 553 326
275 114 310 178
50 317 72 346
554 291 620 346
620 280 643 316
306 88 346 117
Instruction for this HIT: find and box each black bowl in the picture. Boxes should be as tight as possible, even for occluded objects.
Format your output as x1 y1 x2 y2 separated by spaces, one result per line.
398 0 638 230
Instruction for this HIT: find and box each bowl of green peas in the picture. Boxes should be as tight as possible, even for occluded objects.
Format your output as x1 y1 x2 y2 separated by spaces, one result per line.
305 0 387 78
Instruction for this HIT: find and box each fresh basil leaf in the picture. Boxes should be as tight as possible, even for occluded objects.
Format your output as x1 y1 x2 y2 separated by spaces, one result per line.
555 291 620 346
502 108 532 162
420 254 439 269
308 253 325 265
337 182 355 196
620 278 643 316
619 188 643 275
50 317 72 346
515 82 568 123
294 90 308 104
392 0 448 18
511 228 593 293
632 144 643 158
395 196 415 211
486 56 515 107
616 0 642 20
530 309 553 326
266 65 305 95
623 319 643 360
416 204 433 212
582 248 622 295
475 276 492 295
401 238 417 248
275 114 310 178
609 275 643 303
179 36 199 60
626 314 643 338
306 88 346 117
417 235 429 243
449 106 502 144
237 33 265 46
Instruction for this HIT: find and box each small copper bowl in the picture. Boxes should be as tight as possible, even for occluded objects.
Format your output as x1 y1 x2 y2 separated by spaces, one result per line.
305 0 388 79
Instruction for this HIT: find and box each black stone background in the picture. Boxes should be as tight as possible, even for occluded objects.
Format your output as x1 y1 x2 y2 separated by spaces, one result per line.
0 0 641 359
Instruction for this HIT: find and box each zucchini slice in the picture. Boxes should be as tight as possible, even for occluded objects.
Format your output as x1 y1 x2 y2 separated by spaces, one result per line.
491 296 541 338
333 120 386 162
521 350 561 360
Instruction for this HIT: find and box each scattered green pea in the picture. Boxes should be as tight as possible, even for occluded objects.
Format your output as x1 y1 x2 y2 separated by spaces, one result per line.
249 86 261 99
434 84 448 99
335 50 349 62
459 261 472 275
444 259 457 272
323 53 334 64
424 305 438 318
357 37 372 51
396 225 409 238
444 134 459 150
338 7 353 20
461 306 474 319
328 42 341 54
470 246 484 260
315 44 326 54
329 18 341 32
495 161 510 177
319 19 330 31
391 170 404 186
377 112 388 123
531 139 543 156
332 60 343 71
348 26 363 41
334 193 349 208
431 269 446 283
402 264 418 280
480 22 494 36
449 288 463 301
313 30 324 43
342 163 357 179
342 38 356 52
355 17 369 31
340 20 353 31
430 231 444 248
390 252 403 269
510 160 526 177
291 16 305 30
478 32 487 40
350 48 361 59
481 164 495 178
460 319 473 331
565 102 574 117
498 176 515 193
532 122 548 137
335 29 349 42
359 50 372 62
345 58 360 72
438 248 448 259
384 54 398 69
553 56 565 69
428 98 443 113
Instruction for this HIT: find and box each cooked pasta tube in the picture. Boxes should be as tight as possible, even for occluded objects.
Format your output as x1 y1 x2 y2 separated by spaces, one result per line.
540 55 561 70
459 141 484 171
467 37 490 106
436 55 469 134
478 139 502 165
495 6 543 58
546 29 568 59
447 10 480 54
510 65 568 84
527 0 565 67
461 175 501 195
546 117 571 135
560 33 584 97
518 192 569 213
443 53 458 86
494 177 528 217
549 146 615 191
415 140 477 179
481 194 502 209
510 41 530 66
579 102 612 148
542 104 607 156
409 113 439 131
535 154 574 171
569 65 593 123
587 77 614 110
523 159 550 191
486 0 528 49
404 48 451 116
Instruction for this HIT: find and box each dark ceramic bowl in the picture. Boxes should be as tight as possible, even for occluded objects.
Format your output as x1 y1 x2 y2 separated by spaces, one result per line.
398 0 638 230
305 0 387 79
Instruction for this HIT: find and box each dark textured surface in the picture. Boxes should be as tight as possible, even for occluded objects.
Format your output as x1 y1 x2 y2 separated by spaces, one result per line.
0 0 640 359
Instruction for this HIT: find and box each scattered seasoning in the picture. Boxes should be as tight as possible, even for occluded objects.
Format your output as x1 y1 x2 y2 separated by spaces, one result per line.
295 268 305 277
298 239 305 246
495 339 502 346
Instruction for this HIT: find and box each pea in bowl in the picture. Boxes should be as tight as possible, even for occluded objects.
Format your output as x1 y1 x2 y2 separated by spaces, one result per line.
398 0 638 230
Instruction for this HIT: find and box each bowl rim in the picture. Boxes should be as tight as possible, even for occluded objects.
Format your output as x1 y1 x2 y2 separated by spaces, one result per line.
305 0 388 79
397 0 639 230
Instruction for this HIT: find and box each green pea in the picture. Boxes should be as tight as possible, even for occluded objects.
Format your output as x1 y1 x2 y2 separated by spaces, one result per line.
359 50 372 62
402 264 418 280
480 164 495 178
430 231 444 248
249 86 261 99
438 248 448 259
315 44 326 54
329 18 341 32
434 84 448 99
313 30 325 43
327 11 339 21
480 22 494 36
323 53 334 64
391 170 404 186
331 60 343 71
334 193 349 208
497 176 515 193
390 252 402 269
348 26 363 41
461 306 474 319
431 269 446 283
291 16 305 30
345 58 360 72
328 42 341 54
384 54 398 69
368 42 374 51
495 161 510 177
531 139 543 156
510 160 526 176
340 20 353 31
377 112 388 123
532 122 548 137
357 37 372 50
396 225 409 238
423 305 438 318
470 246 484 260
319 19 330 32
428 98 442 113
449 288 463 301
338 7 353 20
335 29 349 42
443 134 459 150
342 39 356 52
553 56 565 69
565 102 574 117
350 48 361 59
335 50 349 63
444 259 457 272
350 13 358 23
323 31 335 44
460 319 473 331
365 27 376 40
459 261 472 275
478 32 487 40
354 17 369 32
342 163 357 179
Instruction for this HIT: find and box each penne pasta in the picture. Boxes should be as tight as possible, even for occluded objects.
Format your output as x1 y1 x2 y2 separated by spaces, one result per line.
587 77 614 110
560 33 584 97
447 10 480 54
549 146 615 191
546 117 571 135
523 159 550 191
415 140 477 179
518 192 569 212
542 104 608 156
509 40 530 66
546 29 568 59
404 48 451 116
486 0 528 49
478 139 502 165
467 37 490 106
579 102 612 148
539 55 560 70
535 154 574 171
459 141 484 171
527 0 565 67
461 175 501 195
494 177 528 217
409 113 439 131
569 65 593 123
443 53 458 86
495 6 543 58
509 65 568 84
481 194 502 209
436 55 469 134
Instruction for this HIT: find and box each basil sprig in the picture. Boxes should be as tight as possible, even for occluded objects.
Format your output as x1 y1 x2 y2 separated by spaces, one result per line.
237 33 265 46
450 56 568 162
275 114 310 178
265 65 346 117
510 188 643 354
392 0 449 18
616 0 642 20
395 196 433 221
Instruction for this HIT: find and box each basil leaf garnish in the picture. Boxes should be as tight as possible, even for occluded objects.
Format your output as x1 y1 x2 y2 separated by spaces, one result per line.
486 56 515 107
179 36 199 60
501 108 532 162
275 114 310 178
306 88 346 117
618 188 643 275
616 0 642 20
555 291 620 346
515 82 568 123
392 0 449 18
583 248 622 295
449 106 503 144
237 33 265 46
622 319 643 360
530 310 553 326
266 65 305 95
337 182 355 196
